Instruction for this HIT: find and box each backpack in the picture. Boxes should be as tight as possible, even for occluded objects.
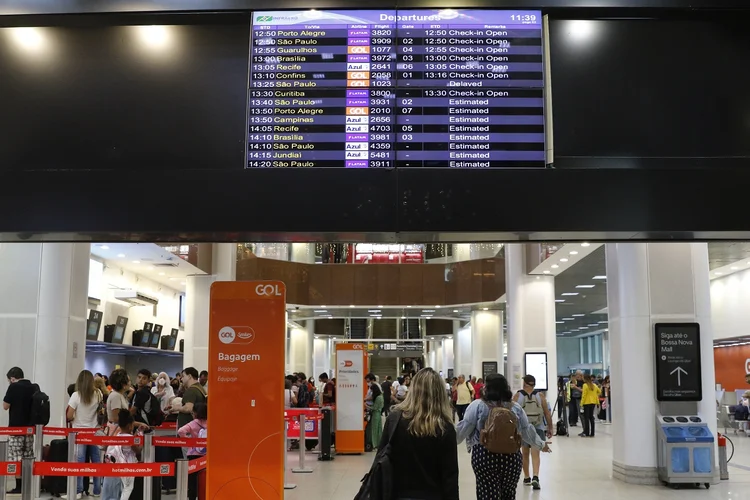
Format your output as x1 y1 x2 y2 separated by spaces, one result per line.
30 386 50 426
297 383 311 408
142 392 165 427
519 391 544 427
479 402 522 454
354 412 401 500
197 426 207 455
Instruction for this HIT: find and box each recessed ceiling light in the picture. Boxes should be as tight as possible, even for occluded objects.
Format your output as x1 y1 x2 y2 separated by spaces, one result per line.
592 276 606 280
483 307 488 311
117 253 126 258
378 305 384 308
422 309 435 313
401 316 406 319
731 267 738 270
349 305 355 308
563 317 575 321
569 251 579 255
588 324 599 327
314 310 328 313
561 292 579 296
576 285 595 289
598 321 608 324
158 272 165 276
453 310 459 313
555 299 565 303
579 326 589 330
407 305 412 308
556 321 564 324
560 258 569 262
321 305 326 307
368 309 381 313
581 242 591 247
543 270 551 274
132 260 140 264
99 245 109 250
551 264 559 269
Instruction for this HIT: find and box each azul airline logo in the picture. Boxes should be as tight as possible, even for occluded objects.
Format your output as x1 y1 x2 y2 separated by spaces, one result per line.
218 326 256 345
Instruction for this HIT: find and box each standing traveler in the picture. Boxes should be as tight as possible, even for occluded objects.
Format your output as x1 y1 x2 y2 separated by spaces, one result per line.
379 368 459 499
319 373 336 406
394 375 410 404
457 373 551 500
284 379 298 409
454 375 474 421
199 371 209 394
176 367 207 430
568 371 583 427
131 368 162 427
66 370 104 498
296 372 311 408
152 372 175 412
178 403 207 500
368 383 384 451
473 378 485 400
3 367 40 495
580 374 601 437
101 410 141 500
381 376 392 416
513 375 553 490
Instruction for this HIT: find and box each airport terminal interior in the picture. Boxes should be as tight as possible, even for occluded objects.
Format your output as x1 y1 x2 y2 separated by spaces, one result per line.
2 241 750 499
3 1 750 499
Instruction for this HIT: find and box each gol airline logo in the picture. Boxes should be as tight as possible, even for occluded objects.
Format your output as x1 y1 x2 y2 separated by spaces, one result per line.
255 284 282 296
745 358 750 374
218 326 255 345
340 360 353 368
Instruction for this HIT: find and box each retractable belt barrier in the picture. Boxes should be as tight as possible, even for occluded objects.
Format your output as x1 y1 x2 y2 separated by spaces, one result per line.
32 461 175 477
0 462 20 476
0 428 33 436
188 456 207 472
152 436 206 448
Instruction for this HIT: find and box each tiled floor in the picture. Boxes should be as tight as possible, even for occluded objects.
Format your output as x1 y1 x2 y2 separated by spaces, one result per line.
28 423 750 499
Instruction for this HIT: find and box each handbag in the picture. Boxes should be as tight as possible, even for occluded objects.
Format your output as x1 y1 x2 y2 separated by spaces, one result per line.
354 411 401 500
96 391 108 427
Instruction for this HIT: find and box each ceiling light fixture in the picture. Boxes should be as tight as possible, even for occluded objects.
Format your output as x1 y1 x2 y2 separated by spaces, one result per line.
569 251 579 255
561 292 579 296
715 272 723 276
555 299 565 303
581 242 591 247
378 305 384 308
321 305 327 308
592 276 607 280
563 317 575 321
350 305 355 308
556 321 564 324
731 267 738 270
117 253 126 258
435 305 441 308
132 260 140 264
576 284 595 289
99 245 109 250
560 258 569 262
453 310 459 313
543 270 551 274
572 314 585 317
551 264 559 269
406 305 412 308
482 307 488 311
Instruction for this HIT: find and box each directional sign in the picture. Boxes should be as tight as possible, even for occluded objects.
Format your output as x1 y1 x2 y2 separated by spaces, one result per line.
655 323 702 402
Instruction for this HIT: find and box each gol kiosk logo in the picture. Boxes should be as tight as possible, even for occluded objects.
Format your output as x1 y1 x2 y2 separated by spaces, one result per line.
218 326 256 345
255 284 283 296
340 360 353 368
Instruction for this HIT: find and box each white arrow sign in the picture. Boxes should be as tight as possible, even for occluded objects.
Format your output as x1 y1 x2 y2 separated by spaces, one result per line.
670 366 688 386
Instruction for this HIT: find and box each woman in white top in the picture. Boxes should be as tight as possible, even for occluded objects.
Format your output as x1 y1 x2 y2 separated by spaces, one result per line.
284 379 298 409
66 370 103 497
151 372 175 412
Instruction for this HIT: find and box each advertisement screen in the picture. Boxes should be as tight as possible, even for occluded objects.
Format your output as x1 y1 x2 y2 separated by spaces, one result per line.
524 352 548 392
249 9 544 169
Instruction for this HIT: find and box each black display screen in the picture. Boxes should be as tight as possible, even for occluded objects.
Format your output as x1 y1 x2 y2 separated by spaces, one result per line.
248 9 545 169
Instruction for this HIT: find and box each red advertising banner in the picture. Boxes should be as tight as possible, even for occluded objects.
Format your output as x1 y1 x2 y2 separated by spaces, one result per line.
33 462 175 477
152 437 206 448
188 456 207 472
285 409 321 439
0 462 20 476
208 281 285 500
75 435 140 446
0 427 33 436
44 427 98 437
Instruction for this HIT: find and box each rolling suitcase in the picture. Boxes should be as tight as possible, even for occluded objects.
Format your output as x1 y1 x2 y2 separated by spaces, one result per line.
42 439 68 497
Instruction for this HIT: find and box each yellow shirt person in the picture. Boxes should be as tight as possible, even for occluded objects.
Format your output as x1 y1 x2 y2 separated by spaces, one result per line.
581 382 601 406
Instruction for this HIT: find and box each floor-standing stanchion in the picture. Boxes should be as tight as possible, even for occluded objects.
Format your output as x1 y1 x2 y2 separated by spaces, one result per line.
292 415 313 474
174 459 188 500
283 419 296 490
20 458 33 500
67 432 78 500
0 440 8 500
143 433 154 500
32 425 43 499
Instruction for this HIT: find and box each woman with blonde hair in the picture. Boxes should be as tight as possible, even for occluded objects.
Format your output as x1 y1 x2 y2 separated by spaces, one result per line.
378 368 458 499
66 370 103 497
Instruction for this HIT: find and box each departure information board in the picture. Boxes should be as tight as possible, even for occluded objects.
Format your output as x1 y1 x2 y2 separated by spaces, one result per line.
249 9 544 169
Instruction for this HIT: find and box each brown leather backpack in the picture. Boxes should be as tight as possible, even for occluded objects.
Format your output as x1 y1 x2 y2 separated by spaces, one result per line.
479 402 522 454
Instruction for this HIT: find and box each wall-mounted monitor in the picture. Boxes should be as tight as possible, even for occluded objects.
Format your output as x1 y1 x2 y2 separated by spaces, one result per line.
112 316 128 344
141 322 154 347
150 324 163 348
86 310 104 341
524 352 549 392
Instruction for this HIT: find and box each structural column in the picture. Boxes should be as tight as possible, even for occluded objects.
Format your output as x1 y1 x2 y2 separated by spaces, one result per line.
313 336 333 379
442 334 455 377
184 275 216 372
470 310 504 380
288 320 314 376
505 243 557 393
606 243 715 484
0 243 90 427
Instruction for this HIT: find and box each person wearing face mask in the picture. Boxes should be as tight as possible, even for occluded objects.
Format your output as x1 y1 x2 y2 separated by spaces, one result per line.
151 372 175 412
